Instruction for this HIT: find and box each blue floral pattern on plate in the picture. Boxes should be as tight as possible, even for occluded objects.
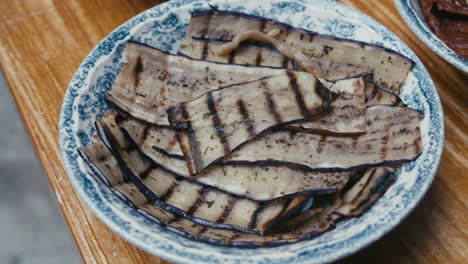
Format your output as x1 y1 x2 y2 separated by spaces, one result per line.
59 0 444 263
394 0 468 73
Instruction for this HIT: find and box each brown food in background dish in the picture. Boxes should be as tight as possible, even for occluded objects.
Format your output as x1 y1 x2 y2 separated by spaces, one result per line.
436 0 468 16
420 0 468 59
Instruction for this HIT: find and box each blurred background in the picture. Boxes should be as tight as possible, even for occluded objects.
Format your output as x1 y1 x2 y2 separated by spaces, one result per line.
0 71 81 264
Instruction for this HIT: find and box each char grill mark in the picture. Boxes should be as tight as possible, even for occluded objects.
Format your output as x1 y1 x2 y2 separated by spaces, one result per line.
228 49 236 63
134 56 143 88
158 178 180 203
168 104 205 173
259 20 266 32
140 163 157 179
282 57 290 69
287 71 309 118
201 40 209 60
140 125 150 145
207 92 231 154
217 197 237 223
237 100 256 137
263 89 282 123
255 51 263 66
187 186 210 215
316 135 327 154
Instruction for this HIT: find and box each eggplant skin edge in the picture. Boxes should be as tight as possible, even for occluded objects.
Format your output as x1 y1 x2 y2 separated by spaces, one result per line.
77 148 336 248
223 156 421 172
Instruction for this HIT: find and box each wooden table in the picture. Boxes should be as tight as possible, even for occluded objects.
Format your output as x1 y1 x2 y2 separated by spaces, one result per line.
0 0 466 263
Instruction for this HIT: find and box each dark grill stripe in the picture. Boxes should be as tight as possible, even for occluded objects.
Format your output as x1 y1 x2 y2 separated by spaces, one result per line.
217 197 237 224
228 49 236 64
278 198 293 217
315 78 339 104
351 136 359 151
237 100 256 138
230 232 241 240
248 203 266 229
316 135 327 154
134 56 143 87
255 51 262 66
259 20 266 32
287 71 310 118
139 164 157 179
282 57 290 69
380 132 389 160
120 129 138 152
140 124 150 145
207 92 231 154
187 186 210 215
263 90 282 123
159 177 182 202
167 216 180 225
201 41 209 60
178 104 204 173
197 226 207 236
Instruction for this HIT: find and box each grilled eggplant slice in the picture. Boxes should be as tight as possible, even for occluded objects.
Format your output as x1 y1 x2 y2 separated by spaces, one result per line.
109 41 287 125
117 112 352 201
183 10 414 93
334 167 397 218
86 113 308 234
224 105 422 171
79 144 335 247
167 72 337 175
289 76 366 135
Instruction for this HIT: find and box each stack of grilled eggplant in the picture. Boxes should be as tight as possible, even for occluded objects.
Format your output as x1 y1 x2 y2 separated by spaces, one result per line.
78 10 422 247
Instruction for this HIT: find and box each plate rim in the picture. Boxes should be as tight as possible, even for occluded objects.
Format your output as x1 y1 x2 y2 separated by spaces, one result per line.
58 0 445 263
394 0 468 73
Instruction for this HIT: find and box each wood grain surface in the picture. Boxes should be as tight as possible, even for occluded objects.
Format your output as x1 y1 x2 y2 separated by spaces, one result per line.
0 0 466 263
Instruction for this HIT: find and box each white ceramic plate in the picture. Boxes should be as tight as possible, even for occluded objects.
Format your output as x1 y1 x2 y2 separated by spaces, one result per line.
59 0 444 263
394 0 468 73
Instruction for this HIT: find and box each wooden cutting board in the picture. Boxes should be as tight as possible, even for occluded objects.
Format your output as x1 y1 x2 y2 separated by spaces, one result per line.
0 0 466 263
